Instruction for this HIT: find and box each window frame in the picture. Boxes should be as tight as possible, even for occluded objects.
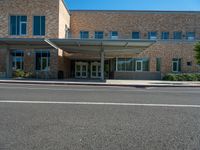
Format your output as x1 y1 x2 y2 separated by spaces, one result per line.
173 32 182 40
10 15 27 36
132 32 140 39
172 58 181 73
148 32 157 40
95 31 104 39
35 50 50 71
161 32 169 40
135 60 143 72
12 50 24 70
110 31 118 40
80 31 89 39
186 32 195 40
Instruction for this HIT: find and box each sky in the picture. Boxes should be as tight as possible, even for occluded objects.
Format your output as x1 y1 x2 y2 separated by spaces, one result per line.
65 0 200 11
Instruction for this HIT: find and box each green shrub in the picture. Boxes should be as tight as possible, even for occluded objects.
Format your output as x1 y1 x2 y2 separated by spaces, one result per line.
163 73 200 81
163 74 177 81
13 70 25 78
13 70 34 79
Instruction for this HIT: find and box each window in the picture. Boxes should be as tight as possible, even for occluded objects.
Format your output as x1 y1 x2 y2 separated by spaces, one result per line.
35 51 50 71
80 31 89 39
33 16 45 36
65 25 69 39
187 61 192 66
95 31 104 39
148 32 157 40
132 32 140 39
136 60 143 72
116 58 149 72
12 50 24 70
161 32 169 40
173 32 182 40
156 58 161 72
186 32 195 40
110 31 118 39
10 16 27 35
172 58 181 72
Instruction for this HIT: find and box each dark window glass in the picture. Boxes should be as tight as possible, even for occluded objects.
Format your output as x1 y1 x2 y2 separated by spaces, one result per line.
95 32 104 39
33 16 45 36
10 16 17 35
186 32 195 40
10 16 27 35
12 50 24 70
148 32 157 39
173 32 182 39
156 58 161 71
33 16 40 35
142 59 149 71
35 51 50 71
187 61 192 66
132 32 140 39
80 31 89 39
161 32 169 40
110 31 118 39
41 16 45 36
172 58 181 72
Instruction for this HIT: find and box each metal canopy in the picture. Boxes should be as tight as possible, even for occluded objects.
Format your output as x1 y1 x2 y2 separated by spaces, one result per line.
0 38 51 49
0 38 156 54
49 39 155 53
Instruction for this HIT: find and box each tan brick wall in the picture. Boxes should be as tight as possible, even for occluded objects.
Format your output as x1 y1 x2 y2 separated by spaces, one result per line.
0 0 60 38
70 11 200 39
138 41 200 75
0 0 70 79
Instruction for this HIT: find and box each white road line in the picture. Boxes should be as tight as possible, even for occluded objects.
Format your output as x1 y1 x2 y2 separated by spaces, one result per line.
0 100 200 108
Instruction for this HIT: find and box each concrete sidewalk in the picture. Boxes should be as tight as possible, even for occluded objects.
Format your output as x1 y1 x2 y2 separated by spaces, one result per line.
0 79 200 87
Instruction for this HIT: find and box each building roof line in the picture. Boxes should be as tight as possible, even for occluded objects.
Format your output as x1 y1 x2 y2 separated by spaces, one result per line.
70 10 200 14
61 0 70 14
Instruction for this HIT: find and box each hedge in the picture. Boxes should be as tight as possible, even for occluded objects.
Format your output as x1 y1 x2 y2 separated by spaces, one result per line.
163 73 200 81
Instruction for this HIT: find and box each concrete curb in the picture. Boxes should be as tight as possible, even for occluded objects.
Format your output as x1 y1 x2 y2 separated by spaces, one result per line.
0 80 200 88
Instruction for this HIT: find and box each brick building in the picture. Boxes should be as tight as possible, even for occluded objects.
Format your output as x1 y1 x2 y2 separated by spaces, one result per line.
0 0 200 80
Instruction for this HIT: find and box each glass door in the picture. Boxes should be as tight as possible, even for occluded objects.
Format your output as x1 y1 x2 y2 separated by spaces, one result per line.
91 62 101 78
75 62 88 78
136 60 143 72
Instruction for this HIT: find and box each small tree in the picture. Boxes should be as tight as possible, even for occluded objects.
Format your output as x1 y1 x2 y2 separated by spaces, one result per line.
194 42 200 64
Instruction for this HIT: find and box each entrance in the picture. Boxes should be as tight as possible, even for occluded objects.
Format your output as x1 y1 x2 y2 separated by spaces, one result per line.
136 60 143 72
91 62 101 78
75 62 88 78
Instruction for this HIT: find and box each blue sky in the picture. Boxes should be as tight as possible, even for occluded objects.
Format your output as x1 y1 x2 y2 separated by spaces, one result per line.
65 0 200 11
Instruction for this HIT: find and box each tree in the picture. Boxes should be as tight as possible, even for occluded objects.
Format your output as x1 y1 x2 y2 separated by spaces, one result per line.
194 42 200 65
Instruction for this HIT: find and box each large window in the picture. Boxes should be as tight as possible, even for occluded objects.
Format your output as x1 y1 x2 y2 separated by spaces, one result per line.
148 32 157 40
33 16 45 36
10 16 27 35
173 32 182 40
35 51 50 71
132 32 140 39
110 31 118 39
117 58 149 72
95 31 104 39
186 32 195 40
12 50 24 70
161 32 169 40
80 31 89 39
172 58 181 72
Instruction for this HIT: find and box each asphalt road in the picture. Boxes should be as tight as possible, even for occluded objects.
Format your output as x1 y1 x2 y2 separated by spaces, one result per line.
0 83 200 150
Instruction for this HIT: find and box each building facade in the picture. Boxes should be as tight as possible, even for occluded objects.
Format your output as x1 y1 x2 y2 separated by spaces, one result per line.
0 0 200 80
